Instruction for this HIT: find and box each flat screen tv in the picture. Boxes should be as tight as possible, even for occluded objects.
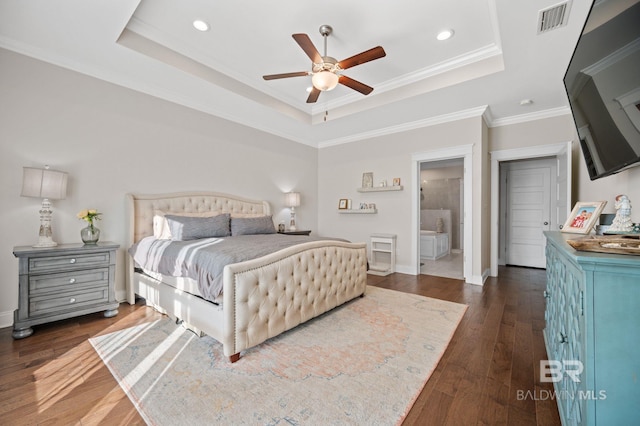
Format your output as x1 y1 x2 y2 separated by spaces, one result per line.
563 0 640 180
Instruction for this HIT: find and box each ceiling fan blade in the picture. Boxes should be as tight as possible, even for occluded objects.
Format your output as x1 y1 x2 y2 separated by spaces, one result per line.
338 46 386 70
292 34 322 63
306 87 321 103
263 71 309 80
339 75 374 95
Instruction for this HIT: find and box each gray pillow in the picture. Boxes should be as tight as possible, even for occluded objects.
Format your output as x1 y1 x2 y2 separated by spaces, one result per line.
165 213 231 241
231 215 276 236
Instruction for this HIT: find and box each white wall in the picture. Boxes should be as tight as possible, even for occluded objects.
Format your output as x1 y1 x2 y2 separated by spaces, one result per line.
317 117 486 277
0 49 318 327
574 146 640 221
490 114 640 222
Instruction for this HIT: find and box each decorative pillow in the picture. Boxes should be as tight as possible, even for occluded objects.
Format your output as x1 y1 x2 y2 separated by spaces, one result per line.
231 215 276 236
153 210 221 239
165 213 231 241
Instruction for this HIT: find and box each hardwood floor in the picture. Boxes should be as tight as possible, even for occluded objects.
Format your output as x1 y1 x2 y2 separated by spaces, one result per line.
0 266 561 425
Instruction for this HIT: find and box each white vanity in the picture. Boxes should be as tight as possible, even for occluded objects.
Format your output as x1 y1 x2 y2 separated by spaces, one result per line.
420 230 450 260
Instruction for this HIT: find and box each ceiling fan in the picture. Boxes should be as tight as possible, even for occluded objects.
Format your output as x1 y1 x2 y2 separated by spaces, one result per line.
263 25 386 103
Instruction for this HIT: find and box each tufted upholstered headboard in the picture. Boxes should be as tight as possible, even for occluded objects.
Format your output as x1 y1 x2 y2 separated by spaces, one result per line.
126 191 271 245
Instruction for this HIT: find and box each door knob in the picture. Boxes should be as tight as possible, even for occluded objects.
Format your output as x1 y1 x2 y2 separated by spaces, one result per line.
544 221 549 225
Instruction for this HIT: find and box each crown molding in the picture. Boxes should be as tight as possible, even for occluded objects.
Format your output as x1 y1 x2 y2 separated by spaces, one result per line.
318 106 489 148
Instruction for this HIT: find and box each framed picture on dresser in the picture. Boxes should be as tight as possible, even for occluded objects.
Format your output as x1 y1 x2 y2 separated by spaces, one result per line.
562 201 606 234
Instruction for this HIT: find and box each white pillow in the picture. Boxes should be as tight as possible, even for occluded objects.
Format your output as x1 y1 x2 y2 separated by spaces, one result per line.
153 210 221 239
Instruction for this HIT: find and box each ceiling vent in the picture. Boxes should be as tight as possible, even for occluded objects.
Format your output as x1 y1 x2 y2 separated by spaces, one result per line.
538 1 572 34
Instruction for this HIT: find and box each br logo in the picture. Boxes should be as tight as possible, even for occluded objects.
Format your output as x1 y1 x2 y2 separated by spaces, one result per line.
540 360 583 383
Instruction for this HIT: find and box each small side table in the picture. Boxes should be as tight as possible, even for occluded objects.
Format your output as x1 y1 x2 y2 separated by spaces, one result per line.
12 242 120 339
278 230 312 236
369 233 397 276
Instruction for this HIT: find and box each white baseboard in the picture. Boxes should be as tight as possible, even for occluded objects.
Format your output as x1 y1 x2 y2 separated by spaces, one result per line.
395 264 415 275
0 310 13 328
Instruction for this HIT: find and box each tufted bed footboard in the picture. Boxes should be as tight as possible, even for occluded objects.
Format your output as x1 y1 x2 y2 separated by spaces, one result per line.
222 240 367 361
126 192 367 362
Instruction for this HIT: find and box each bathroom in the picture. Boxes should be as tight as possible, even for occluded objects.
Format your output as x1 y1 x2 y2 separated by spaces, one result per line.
420 159 464 279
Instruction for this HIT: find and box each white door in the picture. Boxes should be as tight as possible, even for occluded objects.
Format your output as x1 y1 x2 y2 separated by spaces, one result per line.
505 159 555 268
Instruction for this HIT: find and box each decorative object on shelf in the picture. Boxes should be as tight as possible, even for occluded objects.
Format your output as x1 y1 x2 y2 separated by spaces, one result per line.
362 172 373 188
561 201 607 234
20 165 68 248
379 180 387 187
607 194 633 232
436 217 445 233
338 198 350 209
77 209 102 245
393 178 401 186
284 191 300 231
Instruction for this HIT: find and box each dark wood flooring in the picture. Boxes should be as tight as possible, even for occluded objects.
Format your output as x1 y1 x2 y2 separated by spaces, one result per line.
0 266 560 425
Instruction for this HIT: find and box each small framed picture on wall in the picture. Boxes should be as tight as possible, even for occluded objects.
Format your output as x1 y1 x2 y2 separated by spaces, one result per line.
338 199 350 210
362 172 373 188
393 178 401 186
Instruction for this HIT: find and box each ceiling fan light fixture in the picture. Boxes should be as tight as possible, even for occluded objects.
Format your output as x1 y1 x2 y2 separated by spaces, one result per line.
312 71 339 91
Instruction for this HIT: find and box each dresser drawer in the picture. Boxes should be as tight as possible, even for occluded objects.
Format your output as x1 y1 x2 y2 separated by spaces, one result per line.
29 252 111 273
29 287 109 317
29 268 110 295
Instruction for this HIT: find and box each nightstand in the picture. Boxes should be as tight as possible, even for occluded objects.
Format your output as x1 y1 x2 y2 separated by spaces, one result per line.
278 230 312 235
12 242 120 339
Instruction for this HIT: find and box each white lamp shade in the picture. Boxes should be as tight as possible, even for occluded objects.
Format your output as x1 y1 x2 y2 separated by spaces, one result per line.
21 167 68 200
285 192 300 208
311 71 339 91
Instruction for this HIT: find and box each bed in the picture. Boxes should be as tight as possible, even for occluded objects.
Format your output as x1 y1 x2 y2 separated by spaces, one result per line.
125 191 367 362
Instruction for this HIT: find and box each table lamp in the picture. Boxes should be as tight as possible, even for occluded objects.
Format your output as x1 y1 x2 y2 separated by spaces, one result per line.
21 166 68 247
285 192 300 231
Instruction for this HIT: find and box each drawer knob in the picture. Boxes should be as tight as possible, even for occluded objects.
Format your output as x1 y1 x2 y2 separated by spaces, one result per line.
69 258 77 264
543 290 550 298
69 278 76 284
69 298 76 303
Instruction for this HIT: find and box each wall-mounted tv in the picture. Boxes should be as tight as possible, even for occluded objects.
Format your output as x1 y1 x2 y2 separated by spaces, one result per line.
563 0 640 180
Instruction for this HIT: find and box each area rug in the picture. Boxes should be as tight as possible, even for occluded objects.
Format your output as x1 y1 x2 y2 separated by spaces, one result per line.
90 286 467 425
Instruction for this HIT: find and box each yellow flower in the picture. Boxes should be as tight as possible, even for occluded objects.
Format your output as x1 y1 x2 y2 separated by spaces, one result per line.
77 209 102 224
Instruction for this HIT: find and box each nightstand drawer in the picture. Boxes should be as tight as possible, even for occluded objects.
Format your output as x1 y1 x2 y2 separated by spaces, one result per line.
29 252 111 273
29 268 110 295
29 287 109 317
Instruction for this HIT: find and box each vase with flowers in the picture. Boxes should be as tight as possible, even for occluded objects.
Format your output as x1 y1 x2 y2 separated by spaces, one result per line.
77 209 102 245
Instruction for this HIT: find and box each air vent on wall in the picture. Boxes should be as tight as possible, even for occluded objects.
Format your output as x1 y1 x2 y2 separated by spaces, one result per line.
538 1 572 34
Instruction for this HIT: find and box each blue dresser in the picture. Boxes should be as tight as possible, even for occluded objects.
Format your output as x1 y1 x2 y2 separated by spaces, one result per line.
544 232 640 425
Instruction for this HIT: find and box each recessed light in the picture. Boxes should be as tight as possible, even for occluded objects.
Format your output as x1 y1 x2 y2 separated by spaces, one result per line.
193 20 210 32
436 29 454 41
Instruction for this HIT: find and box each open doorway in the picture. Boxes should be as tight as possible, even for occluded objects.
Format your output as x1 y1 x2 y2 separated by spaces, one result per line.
419 159 464 280
412 144 473 283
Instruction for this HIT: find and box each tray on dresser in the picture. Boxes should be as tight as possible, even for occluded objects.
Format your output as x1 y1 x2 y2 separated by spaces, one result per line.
566 234 640 256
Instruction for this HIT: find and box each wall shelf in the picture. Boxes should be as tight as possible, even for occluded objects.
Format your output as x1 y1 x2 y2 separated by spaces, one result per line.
338 209 377 214
357 186 403 193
